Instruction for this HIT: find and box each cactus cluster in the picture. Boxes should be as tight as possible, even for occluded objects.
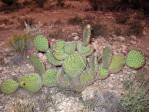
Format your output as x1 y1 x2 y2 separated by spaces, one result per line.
0 25 146 94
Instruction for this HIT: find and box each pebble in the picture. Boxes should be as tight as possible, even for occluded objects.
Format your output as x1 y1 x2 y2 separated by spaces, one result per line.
73 36 79 41
118 36 126 42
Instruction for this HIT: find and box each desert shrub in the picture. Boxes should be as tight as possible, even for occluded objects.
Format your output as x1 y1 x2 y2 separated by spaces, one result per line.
56 0 65 7
8 33 32 58
115 14 129 24
1 0 16 6
17 17 35 29
48 29 65 40
33 0 47 8
87 0 100 11
91 23 106 38
67 16 83 25
121 79 149 112
126 20 144 36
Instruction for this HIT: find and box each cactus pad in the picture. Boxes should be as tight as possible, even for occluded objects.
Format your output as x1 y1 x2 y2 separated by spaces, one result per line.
28 54 46 74
0 79 19 94
63 52 86 77
18 73 42 93
79 70 94 85
33 35 48 52
82 24 91 46
102 46 112 69
46 49 63 66
126 50 145 69
42 69 57 87
109 54 125 74
53 40 69 60
77 42 94 56
64 41 76 54
97 65 109 79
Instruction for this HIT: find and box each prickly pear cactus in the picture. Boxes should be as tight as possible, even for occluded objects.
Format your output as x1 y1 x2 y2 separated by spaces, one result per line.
0 79 19 94
97 64 109 79
28 54 46 74
57 71 72 88
53 40 69 60
126 50 145 69
46 49 63 66
77 42 94 56
18 73 42 93
63 52 86 77
42 69 57 87
82 24 91 46
109 54 125 74
33 35 48 52
79 70 94 85
64 41 76 54
102 46 112 69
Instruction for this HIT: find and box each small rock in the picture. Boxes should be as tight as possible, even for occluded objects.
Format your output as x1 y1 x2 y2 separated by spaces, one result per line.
71 32 78 37
130 40 137 45
73 36 79 41
118 36 126 42
130 36 137 40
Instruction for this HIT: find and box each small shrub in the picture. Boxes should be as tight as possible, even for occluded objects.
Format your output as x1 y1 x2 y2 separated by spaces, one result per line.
115 14 129 24
87 0 99 11
68 16 83 25
91 23 106 38
126 20 144 36
121 79 149 112
48 29 65 40
18 17 35 29
33 0 47 8
56 0 65 7
1 0 16 6
8 33 32 58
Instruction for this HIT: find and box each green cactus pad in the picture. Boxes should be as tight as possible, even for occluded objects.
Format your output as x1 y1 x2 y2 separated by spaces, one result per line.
57 70 72 87
63 52 86 77
102 46 112 69
97 64 109 79
126 50 145 69
109 54 125 74
82 25 91 46
46 49 63 66
18 73 42 93
42 69 57 87
28 54 46 74
33 35 48 52
87 54 97 75
0 79 19 94
77 42 94 56
79 70 94 85
64 41 76 54
53 40 69 60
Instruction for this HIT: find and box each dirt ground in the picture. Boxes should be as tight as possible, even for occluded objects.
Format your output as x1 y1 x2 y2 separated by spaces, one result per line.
0 0 149 56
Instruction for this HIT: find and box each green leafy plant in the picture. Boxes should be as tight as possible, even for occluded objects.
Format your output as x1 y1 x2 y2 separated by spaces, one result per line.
8 33 32 58
121 80 149 112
